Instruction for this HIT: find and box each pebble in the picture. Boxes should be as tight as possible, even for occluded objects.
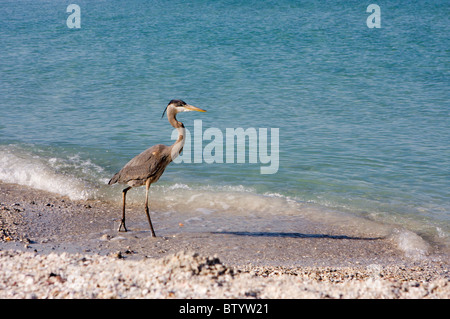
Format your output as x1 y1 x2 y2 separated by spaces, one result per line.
0 250 448 299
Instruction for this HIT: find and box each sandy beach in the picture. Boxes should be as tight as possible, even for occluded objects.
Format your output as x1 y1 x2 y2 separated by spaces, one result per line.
0 181 448 299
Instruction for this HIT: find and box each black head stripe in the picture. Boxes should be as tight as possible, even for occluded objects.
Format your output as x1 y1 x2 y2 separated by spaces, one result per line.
168 99 186 107
162 100 188 118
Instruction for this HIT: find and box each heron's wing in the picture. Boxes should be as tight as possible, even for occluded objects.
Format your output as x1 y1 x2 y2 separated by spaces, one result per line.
109 144 171 184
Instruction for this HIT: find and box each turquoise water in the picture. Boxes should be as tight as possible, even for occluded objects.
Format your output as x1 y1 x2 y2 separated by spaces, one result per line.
1 1 449 251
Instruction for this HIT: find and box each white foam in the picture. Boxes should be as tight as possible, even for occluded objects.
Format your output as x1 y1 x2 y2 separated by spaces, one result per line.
389 228 430 259
167 183 191 190
0 147 95 200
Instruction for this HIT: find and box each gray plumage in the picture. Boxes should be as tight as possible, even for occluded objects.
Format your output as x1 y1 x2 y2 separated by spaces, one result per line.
108 144 171 187
108 100 206 236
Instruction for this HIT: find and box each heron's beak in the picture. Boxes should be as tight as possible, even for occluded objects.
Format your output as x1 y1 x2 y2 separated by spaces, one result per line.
184 105 206 113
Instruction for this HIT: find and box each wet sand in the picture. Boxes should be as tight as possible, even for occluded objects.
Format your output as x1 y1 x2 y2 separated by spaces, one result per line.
0 181 448 298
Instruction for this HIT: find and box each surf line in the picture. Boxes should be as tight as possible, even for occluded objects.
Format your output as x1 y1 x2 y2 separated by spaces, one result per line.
171 119 279 174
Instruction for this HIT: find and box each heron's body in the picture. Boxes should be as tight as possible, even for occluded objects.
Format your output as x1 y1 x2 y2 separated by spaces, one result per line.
109 144 172 187
108 100 205 236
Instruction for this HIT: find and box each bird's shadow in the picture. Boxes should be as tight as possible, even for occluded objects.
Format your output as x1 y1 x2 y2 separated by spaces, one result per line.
211 231 383 241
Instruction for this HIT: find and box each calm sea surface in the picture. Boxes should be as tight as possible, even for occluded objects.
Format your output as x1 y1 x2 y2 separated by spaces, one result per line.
0 1 449 249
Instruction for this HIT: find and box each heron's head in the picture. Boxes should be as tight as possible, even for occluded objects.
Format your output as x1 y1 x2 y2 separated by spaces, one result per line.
161 100 206 119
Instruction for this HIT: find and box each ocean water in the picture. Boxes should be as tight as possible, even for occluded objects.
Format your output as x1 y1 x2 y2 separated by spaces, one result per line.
0 1 449 256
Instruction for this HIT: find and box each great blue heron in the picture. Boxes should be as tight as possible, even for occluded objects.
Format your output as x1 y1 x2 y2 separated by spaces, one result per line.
108 100 206 236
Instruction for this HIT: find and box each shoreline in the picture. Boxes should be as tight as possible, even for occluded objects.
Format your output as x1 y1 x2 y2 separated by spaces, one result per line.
1 181 448 298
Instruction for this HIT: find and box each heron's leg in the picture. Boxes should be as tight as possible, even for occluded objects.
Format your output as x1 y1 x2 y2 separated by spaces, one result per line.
119 186 132 232
145 180 156 237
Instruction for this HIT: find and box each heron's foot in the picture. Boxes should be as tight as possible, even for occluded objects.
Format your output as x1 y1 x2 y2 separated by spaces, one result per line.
118 220 128 232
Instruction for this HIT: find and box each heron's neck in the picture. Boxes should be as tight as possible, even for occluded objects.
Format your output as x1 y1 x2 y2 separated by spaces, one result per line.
169 113 185 161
